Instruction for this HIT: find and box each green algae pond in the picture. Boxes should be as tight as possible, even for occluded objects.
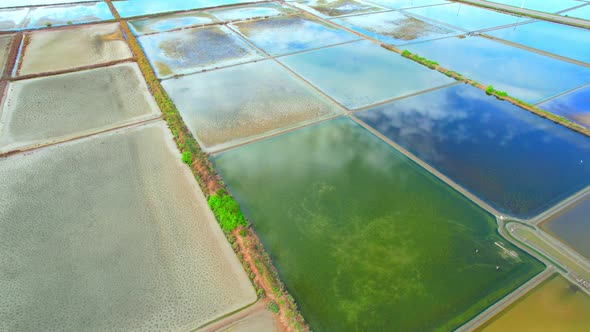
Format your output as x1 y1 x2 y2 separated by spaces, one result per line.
213 118 543 331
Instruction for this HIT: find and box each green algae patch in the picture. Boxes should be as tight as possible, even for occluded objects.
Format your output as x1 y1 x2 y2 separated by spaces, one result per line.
213 118 543 331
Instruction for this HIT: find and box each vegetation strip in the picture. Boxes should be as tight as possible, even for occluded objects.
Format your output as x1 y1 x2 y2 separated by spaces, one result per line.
103 1 309 330
387 45 590 138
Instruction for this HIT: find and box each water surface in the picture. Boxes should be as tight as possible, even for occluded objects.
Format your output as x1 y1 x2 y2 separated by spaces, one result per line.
364 0 448 10
483 0 582 13
486 21 590 64
209 3 296 22
563 4 590 20
0 8 28 31
114 0 264 18
231 15 358 56
278 40 453 109
25 2 114 29
214 117 542 331
539 85 590 129
405 36 590 103
162 60 341 151
356 84 590 218
332 10 459 45
289 0 385 18
405 3 525 31
139 25 263 78
128 11 219 36
544 197 590 260
477 274 590 332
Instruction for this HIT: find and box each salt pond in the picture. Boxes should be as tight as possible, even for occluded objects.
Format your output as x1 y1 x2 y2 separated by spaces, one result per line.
539 85 590 129
0 35 12 76
278 40 453 109
128 11 220 36
231 15 358 56
332 10 459 45
563 4 590 20
482 0 583 13
477 274 590 332
486 21 590 64
356 84 590 218
544 197 590 260
405 36 590 103
0 63 159 153
113 0 264 18
288 0 385 18
25 2 114 29
162 60 341 151
139 25 263 78
405 3 525 31
213 117 542 331
0 122 256 331
209 2 296 22
364 0 449 10
0 8 28 31
18 23 132 76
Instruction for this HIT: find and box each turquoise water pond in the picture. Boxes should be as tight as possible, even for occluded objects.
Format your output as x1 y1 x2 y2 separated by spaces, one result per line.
405 36 590 103
405 3 526 31
231 15 358 56
278 40 453 109
486 21 590 64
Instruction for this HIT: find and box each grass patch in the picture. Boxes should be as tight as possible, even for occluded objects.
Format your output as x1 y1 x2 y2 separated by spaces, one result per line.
181 151 192 165
402 49 438 69
267 300 280 314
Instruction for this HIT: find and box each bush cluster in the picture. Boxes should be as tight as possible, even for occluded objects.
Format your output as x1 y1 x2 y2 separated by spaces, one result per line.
208 190 248 232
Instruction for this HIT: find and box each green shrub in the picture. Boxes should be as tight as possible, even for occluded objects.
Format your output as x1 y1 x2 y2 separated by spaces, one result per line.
181 151 192 165
486 85 494 94
208 191 248 232
267 300 280 314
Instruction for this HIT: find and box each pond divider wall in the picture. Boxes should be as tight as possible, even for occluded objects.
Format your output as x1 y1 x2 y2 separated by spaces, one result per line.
103 1 310 330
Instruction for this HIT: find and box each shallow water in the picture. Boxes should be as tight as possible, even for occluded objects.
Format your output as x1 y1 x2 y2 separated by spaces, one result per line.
0 7 28 31
539 85 590 129
477 274 590 332
405 36 590 103
486 21 590 64
544 197 590 260
139 25 263 78
0 122 256 331
332 10 459 45
114 0 264 18
0 0 93 8
25 2 114 29
128 11 219 36
0 63 159 153
290 0 384 17
356 84 590 218
162 60 341 151
363 0 448 10
483 0 582 13
278 40 453 109
19 23 132 76
562 4 590 20
231 15 358 56
405 3 525 31
213 117 542 331
209 3 296 22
